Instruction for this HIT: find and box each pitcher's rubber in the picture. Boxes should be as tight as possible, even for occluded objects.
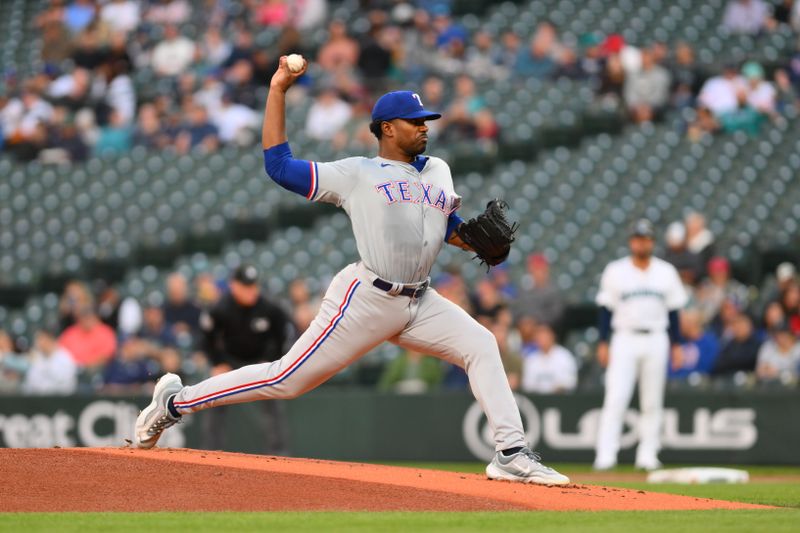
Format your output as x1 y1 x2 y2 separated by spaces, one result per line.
0 448 773 512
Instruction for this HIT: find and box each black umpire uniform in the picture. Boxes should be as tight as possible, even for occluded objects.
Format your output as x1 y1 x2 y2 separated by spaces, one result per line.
200 265 292 453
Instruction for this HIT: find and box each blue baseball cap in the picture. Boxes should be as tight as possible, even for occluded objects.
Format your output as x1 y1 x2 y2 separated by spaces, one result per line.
371 91 442 122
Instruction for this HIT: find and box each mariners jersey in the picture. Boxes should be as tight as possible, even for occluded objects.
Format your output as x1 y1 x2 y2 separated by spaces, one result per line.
596 256 688 332
265 142 461 284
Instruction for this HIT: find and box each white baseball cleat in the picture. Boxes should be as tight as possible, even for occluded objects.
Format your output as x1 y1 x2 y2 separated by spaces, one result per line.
486 447 570 485
135 373 184 449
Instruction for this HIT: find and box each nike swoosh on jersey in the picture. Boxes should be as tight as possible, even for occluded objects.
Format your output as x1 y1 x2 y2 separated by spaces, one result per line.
380 163 392 167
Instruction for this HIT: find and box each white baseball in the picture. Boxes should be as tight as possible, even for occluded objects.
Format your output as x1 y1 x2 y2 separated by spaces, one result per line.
286 54 304 73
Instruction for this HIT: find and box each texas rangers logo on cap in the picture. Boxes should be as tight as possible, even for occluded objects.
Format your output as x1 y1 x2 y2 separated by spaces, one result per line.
371 91 442 122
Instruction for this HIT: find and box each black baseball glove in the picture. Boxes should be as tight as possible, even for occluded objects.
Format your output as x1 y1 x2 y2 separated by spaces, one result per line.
456 199 519 269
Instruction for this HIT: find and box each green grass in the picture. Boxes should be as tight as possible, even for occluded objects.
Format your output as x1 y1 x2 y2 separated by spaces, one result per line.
1 510 798 533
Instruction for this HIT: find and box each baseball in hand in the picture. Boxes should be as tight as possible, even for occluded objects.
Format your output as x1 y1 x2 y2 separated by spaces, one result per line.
286 54 304 73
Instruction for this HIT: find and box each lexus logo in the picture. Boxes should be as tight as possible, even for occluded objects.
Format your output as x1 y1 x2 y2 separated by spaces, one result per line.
462 394 541 462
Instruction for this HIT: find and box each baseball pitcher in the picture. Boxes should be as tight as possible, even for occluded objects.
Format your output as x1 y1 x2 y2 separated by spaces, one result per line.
135 56 568 485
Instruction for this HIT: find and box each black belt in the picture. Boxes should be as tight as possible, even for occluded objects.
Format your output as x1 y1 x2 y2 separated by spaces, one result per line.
372 278 429 298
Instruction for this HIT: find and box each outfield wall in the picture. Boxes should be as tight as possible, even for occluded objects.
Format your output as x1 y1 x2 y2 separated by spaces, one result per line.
0 390 795 464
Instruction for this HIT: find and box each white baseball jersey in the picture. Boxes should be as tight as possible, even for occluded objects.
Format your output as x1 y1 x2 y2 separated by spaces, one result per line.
310 155 461 283
521 345 578 394
595 256 688 332
594 255 688 469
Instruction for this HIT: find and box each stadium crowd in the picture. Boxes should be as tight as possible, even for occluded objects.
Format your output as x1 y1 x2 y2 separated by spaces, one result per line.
0 209 798 396
1 1 800 396
2 0 800 163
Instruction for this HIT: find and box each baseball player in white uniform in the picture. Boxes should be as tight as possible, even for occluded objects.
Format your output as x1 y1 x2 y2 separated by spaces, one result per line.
593 219 688 471
135 56 569 485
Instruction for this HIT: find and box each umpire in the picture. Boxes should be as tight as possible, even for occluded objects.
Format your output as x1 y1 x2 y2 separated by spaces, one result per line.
200 264 291 453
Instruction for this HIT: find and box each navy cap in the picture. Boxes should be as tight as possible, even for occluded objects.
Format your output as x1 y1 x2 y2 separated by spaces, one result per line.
371 91 442 122
629 219 655 238
232 264 259 285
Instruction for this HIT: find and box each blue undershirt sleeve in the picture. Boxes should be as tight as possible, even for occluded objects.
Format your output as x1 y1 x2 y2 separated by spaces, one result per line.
668 310 681 345
445 212 464 242
263 142 317 199
598 306 612 342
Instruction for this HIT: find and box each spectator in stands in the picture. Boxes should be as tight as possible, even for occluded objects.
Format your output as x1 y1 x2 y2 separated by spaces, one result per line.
669 42 702 109
712 312 761 375
555 47 587 80
175 104 219 154
492 319 522 391
0 84 54 161
102 336 160 391
418 76 445 139
100 0 140 35
58 280 93 331
42 106 89 163
515 32 557 79
696 257 749 325
471 278 506 323
769 262 798 304
145 0 191 26
772 0 796 26
466 30 507 81
603 33 641 75
742 61 777 118
756 320 800 382
763 300 786 330
318 20 360 72
94 109 133 155
521 324 578 394
780 282 800 335
139 304 176 348
670 309 719 379
58 306 117 369
722 0 772 35
213 90 260 145
95 282 142 337
597 53 626 107
697 63 746 119
223 29 256 70
255 0 290 27
489 263 517 300
195 272 221 309
663 221 702 294
287 278 319 334
162 272 202 348
289 0 328 30
0 330 26 393
305 86 352 141
48 67 91 112
133 103 171 149
774 68 800 113
377 350 443 393
63 0 96 35
225 58 259 109
201 27 233 68
495 30 522 72
22 330 78 395
684 212 715 275
513 254 565 327
434 270 473 314
577 32 604 83
624 49 671 123
151 24 196 77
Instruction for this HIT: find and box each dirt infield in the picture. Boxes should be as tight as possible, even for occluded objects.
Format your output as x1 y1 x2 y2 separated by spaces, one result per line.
0 448 771 512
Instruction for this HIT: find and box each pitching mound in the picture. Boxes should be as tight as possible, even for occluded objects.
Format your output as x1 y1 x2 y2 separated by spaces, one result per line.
0 448 769 512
